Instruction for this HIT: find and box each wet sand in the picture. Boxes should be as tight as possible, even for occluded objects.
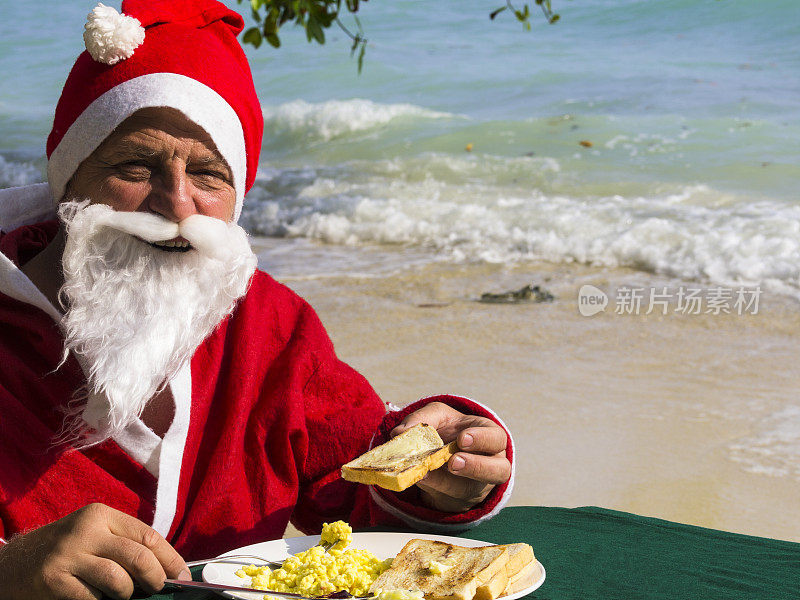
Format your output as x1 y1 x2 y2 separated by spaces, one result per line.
254 238 800 542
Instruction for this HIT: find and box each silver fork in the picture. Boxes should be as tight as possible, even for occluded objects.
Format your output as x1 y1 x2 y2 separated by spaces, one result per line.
185 553 285 569
186 540 335 569
163 579 373 598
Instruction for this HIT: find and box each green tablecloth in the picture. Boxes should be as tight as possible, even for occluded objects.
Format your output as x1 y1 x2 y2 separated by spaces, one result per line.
138 506 800 600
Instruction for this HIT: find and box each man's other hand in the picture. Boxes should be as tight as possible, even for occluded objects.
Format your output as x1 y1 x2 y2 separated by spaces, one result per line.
390 402 511 513
0 503 190 600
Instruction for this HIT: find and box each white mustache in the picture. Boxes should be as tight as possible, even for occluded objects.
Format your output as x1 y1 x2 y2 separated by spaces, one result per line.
94 209 179 242
65 203 248 263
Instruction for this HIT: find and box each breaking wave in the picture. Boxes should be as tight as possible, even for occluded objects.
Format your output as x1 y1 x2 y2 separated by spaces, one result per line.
0 155 43 189
261 99 458 143
242 154 800 296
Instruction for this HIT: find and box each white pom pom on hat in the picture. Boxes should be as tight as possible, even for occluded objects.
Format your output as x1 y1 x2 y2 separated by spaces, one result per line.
83 3 145 65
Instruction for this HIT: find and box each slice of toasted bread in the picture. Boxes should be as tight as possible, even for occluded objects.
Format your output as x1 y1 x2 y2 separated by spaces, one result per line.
500 559 539 596
341 423 458 492
369 539 510 600
475 543 535 600
500 543 534 577
472 566 508 600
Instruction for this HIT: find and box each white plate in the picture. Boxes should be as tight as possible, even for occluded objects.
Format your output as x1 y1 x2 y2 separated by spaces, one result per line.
202 532 545 600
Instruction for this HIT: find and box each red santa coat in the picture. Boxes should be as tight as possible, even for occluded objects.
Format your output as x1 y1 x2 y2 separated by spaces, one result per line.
0 222 514 559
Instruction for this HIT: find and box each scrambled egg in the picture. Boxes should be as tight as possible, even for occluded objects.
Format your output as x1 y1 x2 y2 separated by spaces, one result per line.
236 521 392 597
373 589 425 600
319 519 353 551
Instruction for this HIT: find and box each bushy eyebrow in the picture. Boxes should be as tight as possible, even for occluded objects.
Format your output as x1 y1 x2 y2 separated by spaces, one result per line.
100 140 158 161
100 139 230 172
192 154 228 166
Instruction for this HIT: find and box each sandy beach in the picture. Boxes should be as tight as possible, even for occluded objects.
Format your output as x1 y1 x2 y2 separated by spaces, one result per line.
254 237 800 543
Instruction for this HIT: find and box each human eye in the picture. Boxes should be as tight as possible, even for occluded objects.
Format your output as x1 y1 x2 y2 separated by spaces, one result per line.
113 159 153 180
190 165 232 188
193 168 225 179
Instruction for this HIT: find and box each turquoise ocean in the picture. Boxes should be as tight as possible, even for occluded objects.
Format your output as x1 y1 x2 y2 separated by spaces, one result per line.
1 0 799 294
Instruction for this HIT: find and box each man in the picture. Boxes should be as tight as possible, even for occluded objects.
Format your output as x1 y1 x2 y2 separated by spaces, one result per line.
0 2 514 599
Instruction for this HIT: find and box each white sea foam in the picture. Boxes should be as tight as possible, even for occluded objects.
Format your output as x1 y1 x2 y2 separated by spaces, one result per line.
603 130 695 157
730 406 800 480
261 99 458 142
0 155 43 188
242 154 800 296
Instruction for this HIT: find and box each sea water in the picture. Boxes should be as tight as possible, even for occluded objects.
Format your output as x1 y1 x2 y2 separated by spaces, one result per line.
2 0 799 293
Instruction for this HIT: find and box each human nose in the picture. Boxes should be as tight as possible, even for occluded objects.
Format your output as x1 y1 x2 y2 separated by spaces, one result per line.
147 161 197 222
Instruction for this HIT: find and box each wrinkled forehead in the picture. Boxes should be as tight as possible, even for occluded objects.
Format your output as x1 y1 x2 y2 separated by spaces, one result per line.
93 107 228 165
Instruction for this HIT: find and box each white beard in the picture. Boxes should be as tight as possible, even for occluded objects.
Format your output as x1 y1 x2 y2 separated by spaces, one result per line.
57 201 257 446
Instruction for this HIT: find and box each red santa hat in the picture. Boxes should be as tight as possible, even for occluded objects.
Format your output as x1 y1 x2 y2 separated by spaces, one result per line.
46 0 264 222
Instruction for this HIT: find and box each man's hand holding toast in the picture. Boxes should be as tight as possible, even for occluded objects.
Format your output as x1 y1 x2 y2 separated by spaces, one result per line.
391 402 512 513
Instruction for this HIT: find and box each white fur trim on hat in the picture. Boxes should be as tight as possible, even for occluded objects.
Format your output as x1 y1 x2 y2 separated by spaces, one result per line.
47 73 247 221
84 3 145 65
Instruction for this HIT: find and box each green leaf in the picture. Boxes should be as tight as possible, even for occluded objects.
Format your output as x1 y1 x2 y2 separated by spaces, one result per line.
278 6 293 26
549 13 560 24
250 0 265 11
489 6 507 20
266 32 281 47
242 26 263 48
307 17 325 44
264 10 279 34
317 13 336 28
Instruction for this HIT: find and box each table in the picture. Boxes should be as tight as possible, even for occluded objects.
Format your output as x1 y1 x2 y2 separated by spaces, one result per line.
136 506 800 600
